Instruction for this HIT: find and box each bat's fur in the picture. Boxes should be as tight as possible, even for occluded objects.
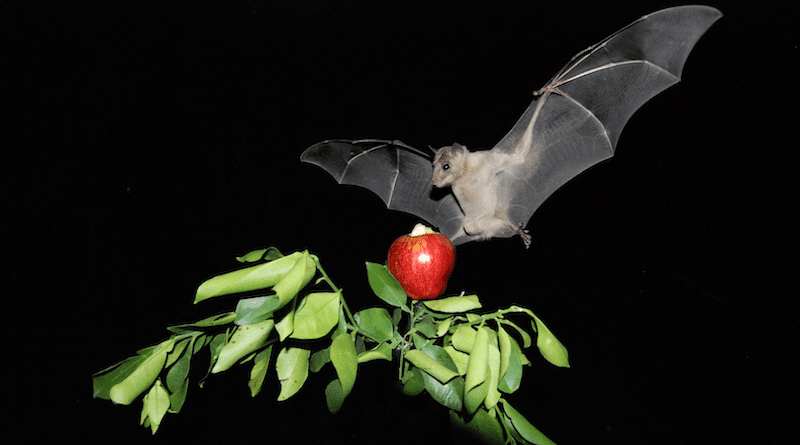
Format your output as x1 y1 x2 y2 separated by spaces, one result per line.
432 144 531 247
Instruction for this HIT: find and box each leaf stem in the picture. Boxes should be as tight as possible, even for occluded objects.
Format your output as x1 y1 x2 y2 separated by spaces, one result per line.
311 254 356 325
310 254 339 292
397 300 422 381
462 306 530 328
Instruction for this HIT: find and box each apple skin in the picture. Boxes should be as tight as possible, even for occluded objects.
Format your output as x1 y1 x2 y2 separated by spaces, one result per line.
387 229 455 300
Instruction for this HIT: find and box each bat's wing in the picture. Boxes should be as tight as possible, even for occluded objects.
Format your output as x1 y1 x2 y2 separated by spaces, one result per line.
492 5 722 232
301 139 478 244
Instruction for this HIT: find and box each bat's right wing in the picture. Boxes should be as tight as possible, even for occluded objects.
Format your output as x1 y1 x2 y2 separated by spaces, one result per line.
301 139 476 244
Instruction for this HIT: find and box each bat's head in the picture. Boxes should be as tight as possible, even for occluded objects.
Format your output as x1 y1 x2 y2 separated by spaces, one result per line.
431 143 467 188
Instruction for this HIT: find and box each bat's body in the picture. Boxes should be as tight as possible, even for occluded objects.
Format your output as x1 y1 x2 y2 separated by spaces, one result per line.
431 143 530 245
302 6 721 247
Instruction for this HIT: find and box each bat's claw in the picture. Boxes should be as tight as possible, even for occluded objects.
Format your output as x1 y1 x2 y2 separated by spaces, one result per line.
516 223 532 249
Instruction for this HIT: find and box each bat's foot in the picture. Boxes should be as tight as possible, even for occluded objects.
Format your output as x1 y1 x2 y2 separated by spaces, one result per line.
516 223 532 249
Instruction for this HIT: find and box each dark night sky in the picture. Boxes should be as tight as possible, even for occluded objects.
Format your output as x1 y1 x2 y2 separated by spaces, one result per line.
4 1 796 444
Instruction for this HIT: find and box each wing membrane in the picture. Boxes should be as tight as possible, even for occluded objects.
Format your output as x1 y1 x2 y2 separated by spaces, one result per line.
302 139 472 243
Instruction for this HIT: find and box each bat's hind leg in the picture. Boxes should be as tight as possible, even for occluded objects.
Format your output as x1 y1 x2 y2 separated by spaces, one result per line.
498 212 531 248
463 215 531 248
514 223 532 249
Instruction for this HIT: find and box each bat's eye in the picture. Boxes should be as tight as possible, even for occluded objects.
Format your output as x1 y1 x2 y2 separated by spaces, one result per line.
442 163 450 171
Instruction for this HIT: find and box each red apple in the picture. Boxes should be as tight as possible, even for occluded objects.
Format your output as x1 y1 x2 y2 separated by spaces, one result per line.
387 224 455 300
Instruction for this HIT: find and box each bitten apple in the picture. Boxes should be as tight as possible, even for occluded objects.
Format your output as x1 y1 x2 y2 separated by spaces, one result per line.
387 224 455 300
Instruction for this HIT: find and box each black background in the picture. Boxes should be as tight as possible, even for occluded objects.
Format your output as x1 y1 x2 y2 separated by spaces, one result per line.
4 1 796 444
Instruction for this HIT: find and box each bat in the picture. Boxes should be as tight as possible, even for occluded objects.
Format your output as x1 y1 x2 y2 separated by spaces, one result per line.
301 6 721 247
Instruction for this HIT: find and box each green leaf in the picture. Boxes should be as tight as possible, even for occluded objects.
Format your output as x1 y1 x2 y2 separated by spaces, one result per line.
195 251 303 303
137 343 159 356
209 331 227 359
415 341 464 410
167 312 236 333
234 266 313 325
164 338 190 369
498 319 532 349
236 246 283 263
401 368 426 396
271 250 317 310
276 346 310 401
365 262 411 313
353 307 394 343
423 294 481 313
332 306 347 338
110 338 175 405
531 317 569 368
405 349 458 384
249 345 273 397
392 308 403 325
165 345 191 413
192 334 208 354
310 348 331 372
415 316 437 339
452 325 478 353
261 247 285 261
443 345 470 375
141 379 170 434
325 379 345 413
435 316 453 338
451 408 505 445
357 342 392 363
508 306 569 368
290 292 341 340
330 333 358 399
497 331 523 394
464 326 490 414
411 332 433 351
497 325 512 378
500 399 557 445
234 296 275 325
93 354 150 400
212 319 275 373
484 330 502 410
354 335 366 355
140 412 149 430
275 298 296 341
200 331 228 387
421 342 459 370
422 373 464 411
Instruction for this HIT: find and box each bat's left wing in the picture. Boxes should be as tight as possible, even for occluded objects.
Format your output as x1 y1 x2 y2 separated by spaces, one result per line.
491 5 722 231
301 139 476 244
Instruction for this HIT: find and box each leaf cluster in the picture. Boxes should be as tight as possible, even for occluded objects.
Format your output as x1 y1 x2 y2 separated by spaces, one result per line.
365 262 568 445
93 248 570 444
93 248 350 433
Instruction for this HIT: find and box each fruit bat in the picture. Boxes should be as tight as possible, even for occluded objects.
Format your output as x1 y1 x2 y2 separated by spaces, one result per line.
301 6 721 247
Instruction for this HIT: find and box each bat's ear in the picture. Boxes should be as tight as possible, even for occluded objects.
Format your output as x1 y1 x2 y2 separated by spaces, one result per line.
428 145 440 156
